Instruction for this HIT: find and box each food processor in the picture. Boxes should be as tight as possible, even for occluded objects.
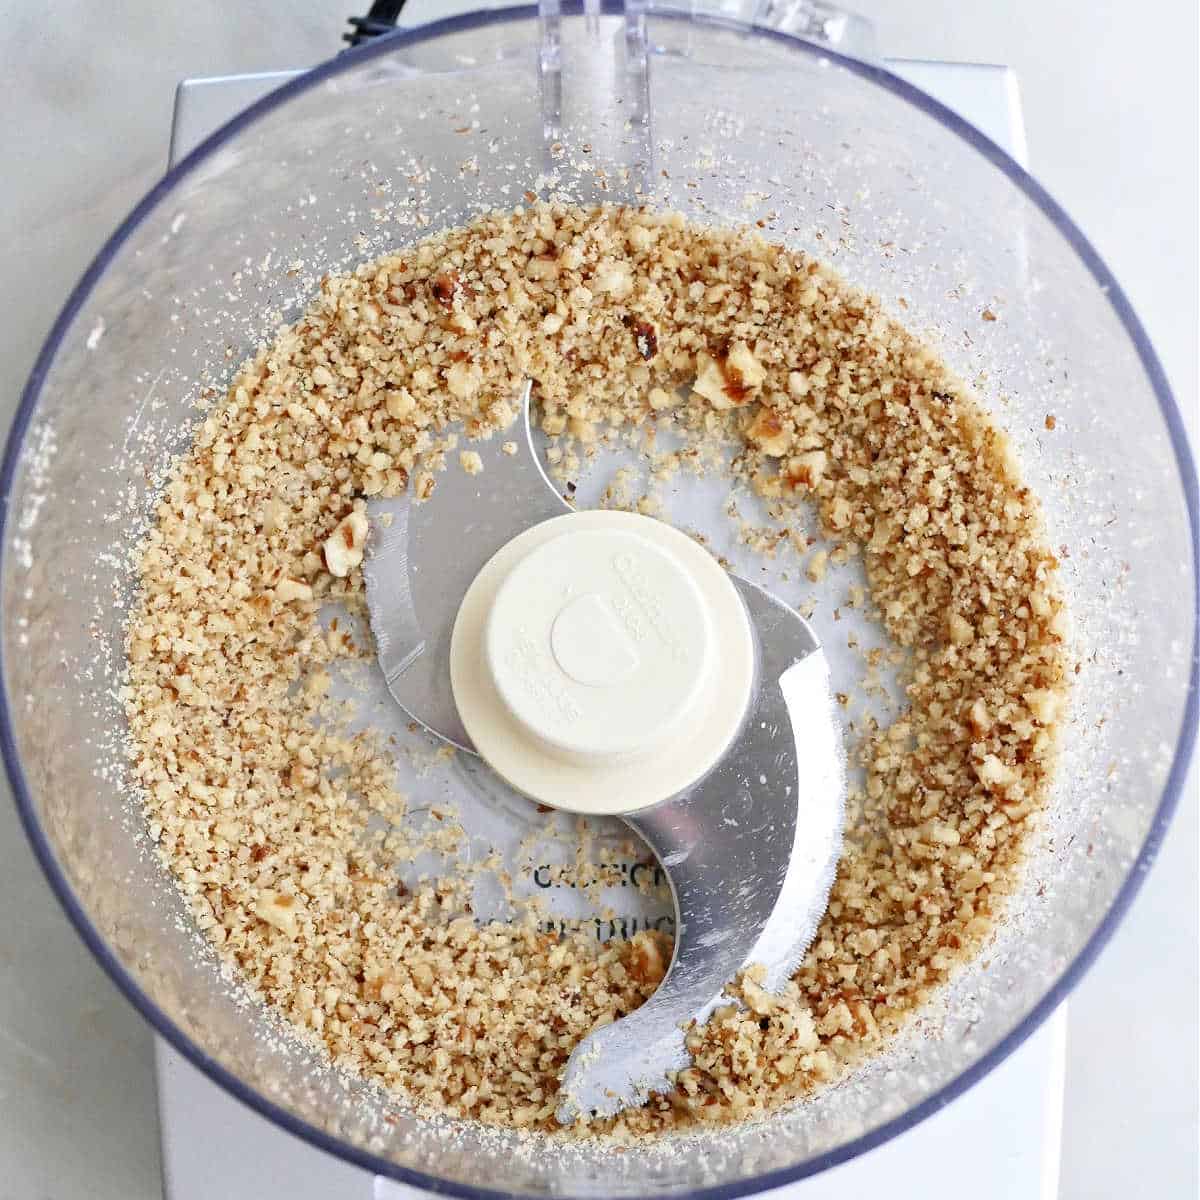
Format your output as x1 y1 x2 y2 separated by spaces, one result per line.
3 3 1196 1197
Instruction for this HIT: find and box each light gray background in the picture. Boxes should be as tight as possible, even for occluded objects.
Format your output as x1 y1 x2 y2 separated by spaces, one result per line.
0 3 1195 1198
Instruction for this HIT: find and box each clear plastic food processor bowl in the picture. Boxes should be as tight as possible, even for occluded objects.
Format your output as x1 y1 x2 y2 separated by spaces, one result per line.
2 4 1196 1196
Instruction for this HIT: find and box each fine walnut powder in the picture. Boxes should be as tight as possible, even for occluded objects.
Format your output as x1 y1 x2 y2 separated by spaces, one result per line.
124 203 1067 1136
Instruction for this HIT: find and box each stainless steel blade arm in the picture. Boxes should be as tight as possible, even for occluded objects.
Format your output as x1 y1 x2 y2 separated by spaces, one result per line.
364 383 569 749
363 386 846 1126
555 581 844 1124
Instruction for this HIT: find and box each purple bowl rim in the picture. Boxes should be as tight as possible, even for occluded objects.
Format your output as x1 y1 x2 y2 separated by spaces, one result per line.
2 4 1196 1197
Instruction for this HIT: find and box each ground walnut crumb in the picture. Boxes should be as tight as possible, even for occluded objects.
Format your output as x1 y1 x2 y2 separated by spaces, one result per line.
459 449 485 476
125 203 1068 1137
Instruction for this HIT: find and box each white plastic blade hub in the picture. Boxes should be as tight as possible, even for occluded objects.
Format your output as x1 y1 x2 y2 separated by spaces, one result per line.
450 510 754 816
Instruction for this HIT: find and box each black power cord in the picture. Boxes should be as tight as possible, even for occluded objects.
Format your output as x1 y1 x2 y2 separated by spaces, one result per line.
344 0 408 46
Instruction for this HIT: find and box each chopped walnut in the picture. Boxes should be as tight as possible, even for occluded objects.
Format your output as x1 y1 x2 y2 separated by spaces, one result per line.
431 271 460 307
692 354 730 407
255 890 300 938
726 341 766 395
274 578 313 604
446 360 481 400
692 342 765 410
630 319 658 361
948 612 974 646
976 754 1016 790
593 259 633 298
125 201 1067 1140
746 405 791 456
786 450 827 490
323 511 368 578
627 930 670 986
386 389 416 420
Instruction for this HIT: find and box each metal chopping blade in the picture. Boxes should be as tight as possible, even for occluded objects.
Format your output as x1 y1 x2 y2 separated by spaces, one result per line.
557 582 843 1123
364 382 570 751
362 386 845 1124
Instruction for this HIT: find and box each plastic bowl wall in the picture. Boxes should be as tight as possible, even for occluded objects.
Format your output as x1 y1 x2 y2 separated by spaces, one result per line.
2 7 1195 1196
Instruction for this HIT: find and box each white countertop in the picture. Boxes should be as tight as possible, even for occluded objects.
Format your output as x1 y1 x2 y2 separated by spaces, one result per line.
0 3 1195 1198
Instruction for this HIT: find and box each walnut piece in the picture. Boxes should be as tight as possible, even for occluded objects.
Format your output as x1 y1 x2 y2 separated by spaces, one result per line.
746 405 791 456
274 578 313 604
786 450 827 490
627 930 669 986
254 890 300 938
691 342 765 410
323 511 368 578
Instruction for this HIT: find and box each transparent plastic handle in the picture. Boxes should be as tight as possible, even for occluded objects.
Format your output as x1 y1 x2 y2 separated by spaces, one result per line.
535 0 875 187
688 0 877 59
750 0 875 59
537 0 655 192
